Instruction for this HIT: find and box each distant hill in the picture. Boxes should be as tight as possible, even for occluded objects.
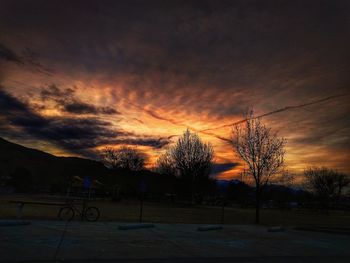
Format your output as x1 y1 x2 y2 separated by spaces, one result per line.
0 137 111 190
0 137 174 194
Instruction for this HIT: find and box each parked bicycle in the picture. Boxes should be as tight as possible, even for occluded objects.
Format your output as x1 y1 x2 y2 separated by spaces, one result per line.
58 199 100 222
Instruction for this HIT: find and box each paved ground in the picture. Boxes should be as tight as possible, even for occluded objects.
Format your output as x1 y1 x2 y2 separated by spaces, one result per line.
1 220 350 263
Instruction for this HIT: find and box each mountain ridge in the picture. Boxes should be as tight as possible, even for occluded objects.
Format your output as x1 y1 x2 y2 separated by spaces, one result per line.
0 136 109 189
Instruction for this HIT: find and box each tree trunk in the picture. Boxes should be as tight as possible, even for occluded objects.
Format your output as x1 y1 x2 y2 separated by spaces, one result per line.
191 174 196 205
255 185 260 224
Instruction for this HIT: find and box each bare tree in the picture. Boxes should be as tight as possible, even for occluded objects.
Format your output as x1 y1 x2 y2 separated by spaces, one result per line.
304 167 350 207
102 146 146 171
155 150 175 176
156 129 214 201
231 111 286 223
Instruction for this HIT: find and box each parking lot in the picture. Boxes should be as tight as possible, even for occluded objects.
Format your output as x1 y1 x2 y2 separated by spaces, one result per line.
1 220 350 262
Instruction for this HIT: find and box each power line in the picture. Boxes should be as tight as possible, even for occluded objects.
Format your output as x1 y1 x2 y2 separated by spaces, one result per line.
200 93 349 133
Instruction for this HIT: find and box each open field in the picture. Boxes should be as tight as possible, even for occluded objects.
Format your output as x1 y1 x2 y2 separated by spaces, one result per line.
1 195 350 227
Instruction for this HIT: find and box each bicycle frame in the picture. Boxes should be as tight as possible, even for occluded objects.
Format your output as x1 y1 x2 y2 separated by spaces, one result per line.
66 199 88 220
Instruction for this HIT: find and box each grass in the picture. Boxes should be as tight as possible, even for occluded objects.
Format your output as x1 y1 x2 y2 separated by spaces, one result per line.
1 195 350 227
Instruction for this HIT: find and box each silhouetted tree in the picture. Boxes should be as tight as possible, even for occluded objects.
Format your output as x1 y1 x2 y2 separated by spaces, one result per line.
231 111 286 223
157 129 214 202
155 150 175 176
304 167 350 207
102 146 146 171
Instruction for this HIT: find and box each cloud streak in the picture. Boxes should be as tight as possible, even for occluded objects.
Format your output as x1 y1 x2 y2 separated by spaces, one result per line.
0 0 349 176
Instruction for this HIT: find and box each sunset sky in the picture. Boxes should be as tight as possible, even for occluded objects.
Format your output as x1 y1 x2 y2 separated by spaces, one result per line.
0 0 349 180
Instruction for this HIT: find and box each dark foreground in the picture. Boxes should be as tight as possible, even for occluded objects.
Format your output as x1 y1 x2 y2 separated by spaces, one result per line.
1 221 350 263
1 257 350 263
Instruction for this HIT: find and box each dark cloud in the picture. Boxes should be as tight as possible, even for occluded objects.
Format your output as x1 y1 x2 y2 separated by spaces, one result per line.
0 88 169 157
40 84 120 115
0 87 31 112
0 43 53 75
64 102 119 115
110 137 170 149
0 43 22 63
211 162 239 177
0 87 115 153
40 84 75 98
21 48 54 75
0 87 47 131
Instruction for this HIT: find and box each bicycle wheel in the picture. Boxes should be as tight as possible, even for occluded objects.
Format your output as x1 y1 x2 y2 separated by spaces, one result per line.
58 206 75 221
84 207 100 222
